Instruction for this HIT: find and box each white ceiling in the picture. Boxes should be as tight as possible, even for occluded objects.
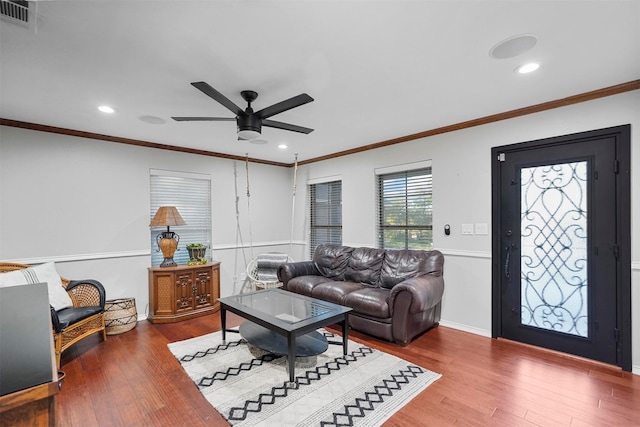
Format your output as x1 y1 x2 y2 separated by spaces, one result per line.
1 1 639 164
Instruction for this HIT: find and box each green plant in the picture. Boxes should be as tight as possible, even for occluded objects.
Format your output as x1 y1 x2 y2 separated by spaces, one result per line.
187 243 205 248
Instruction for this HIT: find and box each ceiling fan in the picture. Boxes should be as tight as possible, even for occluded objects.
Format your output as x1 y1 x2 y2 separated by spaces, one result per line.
172 81 314 141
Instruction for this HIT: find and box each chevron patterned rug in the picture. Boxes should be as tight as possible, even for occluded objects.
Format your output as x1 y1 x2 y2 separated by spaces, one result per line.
168 328 441 426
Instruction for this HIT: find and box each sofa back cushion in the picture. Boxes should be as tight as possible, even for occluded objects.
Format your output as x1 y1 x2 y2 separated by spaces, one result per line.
379 249 444 289
313 244 354 280
344 247 385 286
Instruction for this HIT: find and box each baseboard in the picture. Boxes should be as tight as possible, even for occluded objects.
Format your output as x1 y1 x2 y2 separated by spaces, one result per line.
438 320 492 337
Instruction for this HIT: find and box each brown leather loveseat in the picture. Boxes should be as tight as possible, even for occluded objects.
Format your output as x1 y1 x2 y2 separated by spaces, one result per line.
277 244 444 345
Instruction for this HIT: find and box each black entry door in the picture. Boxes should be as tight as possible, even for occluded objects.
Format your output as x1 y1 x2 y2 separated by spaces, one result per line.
491 125 631 370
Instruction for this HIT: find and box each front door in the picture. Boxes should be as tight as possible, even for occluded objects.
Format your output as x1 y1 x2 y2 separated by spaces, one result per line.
491 125 631 370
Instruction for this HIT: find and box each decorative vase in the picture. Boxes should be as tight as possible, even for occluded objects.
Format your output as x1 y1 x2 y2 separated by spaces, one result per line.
157 232 179 267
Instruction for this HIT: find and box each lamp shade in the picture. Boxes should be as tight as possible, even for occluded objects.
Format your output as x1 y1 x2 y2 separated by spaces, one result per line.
149 206 186 227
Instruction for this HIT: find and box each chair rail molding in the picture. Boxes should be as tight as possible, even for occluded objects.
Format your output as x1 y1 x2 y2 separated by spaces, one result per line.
7 250 151 265
436 248 492 259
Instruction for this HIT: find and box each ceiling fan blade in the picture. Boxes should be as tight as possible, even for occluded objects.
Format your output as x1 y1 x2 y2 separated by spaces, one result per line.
191 82 244 116
263 119 314 134
255 93 314 119
172 117 236 121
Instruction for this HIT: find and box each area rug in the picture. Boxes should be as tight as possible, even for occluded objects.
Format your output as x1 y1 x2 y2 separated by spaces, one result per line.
168 329 441 426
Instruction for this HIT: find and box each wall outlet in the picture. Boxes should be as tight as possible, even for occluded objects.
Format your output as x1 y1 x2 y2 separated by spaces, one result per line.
461 224 474 235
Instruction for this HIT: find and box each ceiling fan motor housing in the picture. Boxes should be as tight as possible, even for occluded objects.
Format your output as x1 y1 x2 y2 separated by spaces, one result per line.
237 113 262 134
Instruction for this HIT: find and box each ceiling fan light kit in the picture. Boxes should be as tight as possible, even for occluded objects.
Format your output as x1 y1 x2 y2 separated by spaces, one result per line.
238 129 261 140
172 82 314 142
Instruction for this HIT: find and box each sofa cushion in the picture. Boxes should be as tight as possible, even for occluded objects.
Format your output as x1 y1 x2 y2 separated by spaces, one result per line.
311 281 367 305
286 275 333 295
343 287 391 318
379 250 432 289
344 247 385 285
313 245 354 280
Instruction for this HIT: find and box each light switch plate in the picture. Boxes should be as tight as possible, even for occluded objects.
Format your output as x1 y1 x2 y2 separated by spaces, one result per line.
475 223 489 235
461 224 474 235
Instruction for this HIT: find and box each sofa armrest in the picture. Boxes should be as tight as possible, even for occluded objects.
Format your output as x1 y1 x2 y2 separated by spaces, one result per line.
66 279 106 308
277 261 320 287
389 275 444 315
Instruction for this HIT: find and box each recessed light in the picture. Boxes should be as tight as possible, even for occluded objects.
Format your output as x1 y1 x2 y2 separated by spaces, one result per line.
516 62 540 74
278 144 288 149
98 105 115 113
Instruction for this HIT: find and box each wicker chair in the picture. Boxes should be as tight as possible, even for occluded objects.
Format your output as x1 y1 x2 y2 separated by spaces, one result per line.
246 253 293 291
0 262 107 368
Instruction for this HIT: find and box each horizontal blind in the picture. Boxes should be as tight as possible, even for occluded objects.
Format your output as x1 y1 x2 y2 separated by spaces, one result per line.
150 174 212 266
309 180 342 258
378 167 432 250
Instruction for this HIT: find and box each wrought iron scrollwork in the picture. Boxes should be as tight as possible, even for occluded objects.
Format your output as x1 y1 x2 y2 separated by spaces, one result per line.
520 162 588 338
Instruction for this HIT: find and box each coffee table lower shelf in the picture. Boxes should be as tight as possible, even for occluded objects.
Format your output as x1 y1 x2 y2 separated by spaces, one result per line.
239 321 329 357
218 289 352 383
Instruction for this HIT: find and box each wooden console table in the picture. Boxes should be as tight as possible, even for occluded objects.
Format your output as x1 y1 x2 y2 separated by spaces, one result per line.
148 262 220 323
0 381 59 427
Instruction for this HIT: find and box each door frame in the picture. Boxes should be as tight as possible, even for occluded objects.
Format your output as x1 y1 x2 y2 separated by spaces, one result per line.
490 124 631 371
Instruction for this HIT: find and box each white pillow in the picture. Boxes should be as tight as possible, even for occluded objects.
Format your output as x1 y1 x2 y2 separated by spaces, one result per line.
0 262 74 310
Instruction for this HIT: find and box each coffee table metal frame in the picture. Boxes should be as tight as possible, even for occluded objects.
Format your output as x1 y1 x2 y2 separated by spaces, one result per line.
218 289 352 383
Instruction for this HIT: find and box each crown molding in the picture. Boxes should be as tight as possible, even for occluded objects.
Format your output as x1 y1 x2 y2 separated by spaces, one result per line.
2 80 638 168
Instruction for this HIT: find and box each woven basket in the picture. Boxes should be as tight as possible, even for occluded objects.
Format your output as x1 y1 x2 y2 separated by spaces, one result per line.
104 298 137 335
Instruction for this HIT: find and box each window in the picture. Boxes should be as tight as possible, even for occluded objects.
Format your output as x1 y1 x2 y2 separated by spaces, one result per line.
378 167 432 250
150 170 212 267
309 180 342 258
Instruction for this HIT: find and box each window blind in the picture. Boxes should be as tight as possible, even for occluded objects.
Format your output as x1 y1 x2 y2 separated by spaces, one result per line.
378 167 432 250
150 173 212 266
309 180 342 258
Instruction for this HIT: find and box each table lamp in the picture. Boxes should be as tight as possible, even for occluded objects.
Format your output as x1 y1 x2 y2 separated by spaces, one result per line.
150 206 186 267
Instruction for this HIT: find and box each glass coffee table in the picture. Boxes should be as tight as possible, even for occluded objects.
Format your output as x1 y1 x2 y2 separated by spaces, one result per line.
218 289 352 383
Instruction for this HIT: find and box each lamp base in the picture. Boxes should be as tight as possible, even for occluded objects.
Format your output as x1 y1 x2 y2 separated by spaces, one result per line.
157 232 180 268
160 257 178 267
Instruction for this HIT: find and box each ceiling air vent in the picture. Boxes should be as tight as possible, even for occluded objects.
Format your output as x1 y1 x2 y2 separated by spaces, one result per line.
0 0 29 25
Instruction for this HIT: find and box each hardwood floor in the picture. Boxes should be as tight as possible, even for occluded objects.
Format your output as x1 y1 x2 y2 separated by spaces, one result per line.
56 314 640 426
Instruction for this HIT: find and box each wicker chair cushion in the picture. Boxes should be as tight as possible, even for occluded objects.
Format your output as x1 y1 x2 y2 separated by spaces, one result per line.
256 253 290 282
0 261 73 310
54 306 104 330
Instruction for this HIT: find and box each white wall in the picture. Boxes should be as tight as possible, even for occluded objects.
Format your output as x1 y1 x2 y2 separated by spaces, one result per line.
293 90 640 371
0 126 297 314
1 90 638 371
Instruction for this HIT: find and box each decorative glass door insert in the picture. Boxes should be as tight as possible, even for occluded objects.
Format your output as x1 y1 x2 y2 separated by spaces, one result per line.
520 161 588 337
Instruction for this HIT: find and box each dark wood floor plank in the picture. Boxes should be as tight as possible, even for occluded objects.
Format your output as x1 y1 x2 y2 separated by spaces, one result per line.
53 315 640 427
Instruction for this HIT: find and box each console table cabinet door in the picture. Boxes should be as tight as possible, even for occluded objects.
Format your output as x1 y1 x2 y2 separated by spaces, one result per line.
175 271 195 314
148 263 220 323
193 268 212 309
153 271 176 317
